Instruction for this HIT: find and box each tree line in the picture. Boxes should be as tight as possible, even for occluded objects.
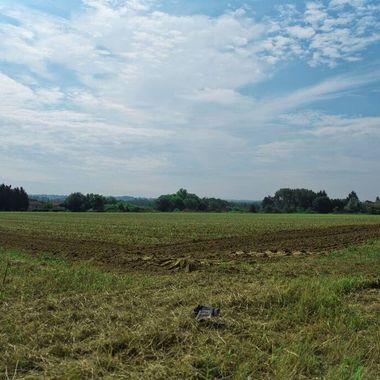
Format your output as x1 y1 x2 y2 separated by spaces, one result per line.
262 188 380 214
62 188 380 214
0 184 29 211
1 183 379 214
62 192 145 212
156 188 232 212
62 189 235 212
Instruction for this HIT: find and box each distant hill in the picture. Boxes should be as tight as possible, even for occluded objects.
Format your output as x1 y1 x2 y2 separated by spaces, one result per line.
30 194 67 202
227 199 261 204
114 196 155 208
114 195 154 202
30 194 155 208
30 194 257 203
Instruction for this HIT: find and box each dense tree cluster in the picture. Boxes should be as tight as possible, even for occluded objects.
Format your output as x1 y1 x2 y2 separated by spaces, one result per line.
62 189 245 212
0 184 29 211
155 189 231 212
262 188 379 214
63 193 107 212
63 193 144 212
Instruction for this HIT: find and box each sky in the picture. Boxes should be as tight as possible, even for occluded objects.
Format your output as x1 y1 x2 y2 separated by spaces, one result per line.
0 0 379 200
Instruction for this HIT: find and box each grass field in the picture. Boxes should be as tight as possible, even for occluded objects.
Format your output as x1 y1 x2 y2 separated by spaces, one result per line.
1 212 380 379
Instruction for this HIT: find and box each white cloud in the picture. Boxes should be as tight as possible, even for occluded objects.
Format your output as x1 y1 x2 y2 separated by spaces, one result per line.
289 111 380 138
0 0 379 197
0 73 35 104
255 140 303 163
287 25 315 39
304 2 328 28
274 0 380 67
248 71 377 124
258 111 380 164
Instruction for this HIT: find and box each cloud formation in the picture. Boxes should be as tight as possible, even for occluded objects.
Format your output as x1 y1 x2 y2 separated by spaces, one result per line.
0 0 379 198
267 0 380 67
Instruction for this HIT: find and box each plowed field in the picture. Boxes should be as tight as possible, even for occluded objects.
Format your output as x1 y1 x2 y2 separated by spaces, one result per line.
0 212 379 271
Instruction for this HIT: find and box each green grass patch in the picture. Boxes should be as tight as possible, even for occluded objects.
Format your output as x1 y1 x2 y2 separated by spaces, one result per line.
0 249 150 300
1 241 380 379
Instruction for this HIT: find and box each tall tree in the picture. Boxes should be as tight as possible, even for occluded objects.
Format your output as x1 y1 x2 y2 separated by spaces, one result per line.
312 196 332 213
64 192 87 212
0 184 29 211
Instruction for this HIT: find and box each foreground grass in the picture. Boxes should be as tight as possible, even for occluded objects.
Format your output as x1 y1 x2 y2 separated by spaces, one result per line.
1 242 380 379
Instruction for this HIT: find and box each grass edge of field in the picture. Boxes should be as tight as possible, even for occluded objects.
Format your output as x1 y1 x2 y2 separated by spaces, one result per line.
0 241 380 379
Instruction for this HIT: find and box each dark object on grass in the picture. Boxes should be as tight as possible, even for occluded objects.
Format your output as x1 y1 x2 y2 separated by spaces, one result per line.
2 260 10 287
194 305 220 321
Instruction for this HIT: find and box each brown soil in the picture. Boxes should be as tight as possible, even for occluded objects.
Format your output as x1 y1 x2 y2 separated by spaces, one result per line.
1 224 380 272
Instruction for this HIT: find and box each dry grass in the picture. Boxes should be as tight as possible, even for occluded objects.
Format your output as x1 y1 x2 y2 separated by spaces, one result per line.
1 241 380 379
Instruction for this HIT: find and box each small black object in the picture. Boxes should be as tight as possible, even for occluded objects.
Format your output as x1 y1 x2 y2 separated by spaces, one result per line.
194 305 220 321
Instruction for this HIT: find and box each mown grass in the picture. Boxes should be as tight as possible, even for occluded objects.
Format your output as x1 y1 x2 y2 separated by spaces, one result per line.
1 241 380 379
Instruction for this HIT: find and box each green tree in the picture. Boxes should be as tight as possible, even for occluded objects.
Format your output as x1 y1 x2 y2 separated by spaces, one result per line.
344 191 361 213
183 195 201 210
155 189 232 212
64 192 87 212
156 195 174 212
262 196 275 213
105 196 118 205
312 196 332 213
90 194 105 212
173 196 185 210
331 198 345 212
176 188 188 200
0 184 29 211
345 197 361 213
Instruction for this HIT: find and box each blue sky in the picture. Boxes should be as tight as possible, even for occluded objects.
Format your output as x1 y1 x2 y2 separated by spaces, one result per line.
0 0 379 199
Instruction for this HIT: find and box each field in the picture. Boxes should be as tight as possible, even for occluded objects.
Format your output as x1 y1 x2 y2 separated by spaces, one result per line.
1 212 380 379
1 212 380 272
